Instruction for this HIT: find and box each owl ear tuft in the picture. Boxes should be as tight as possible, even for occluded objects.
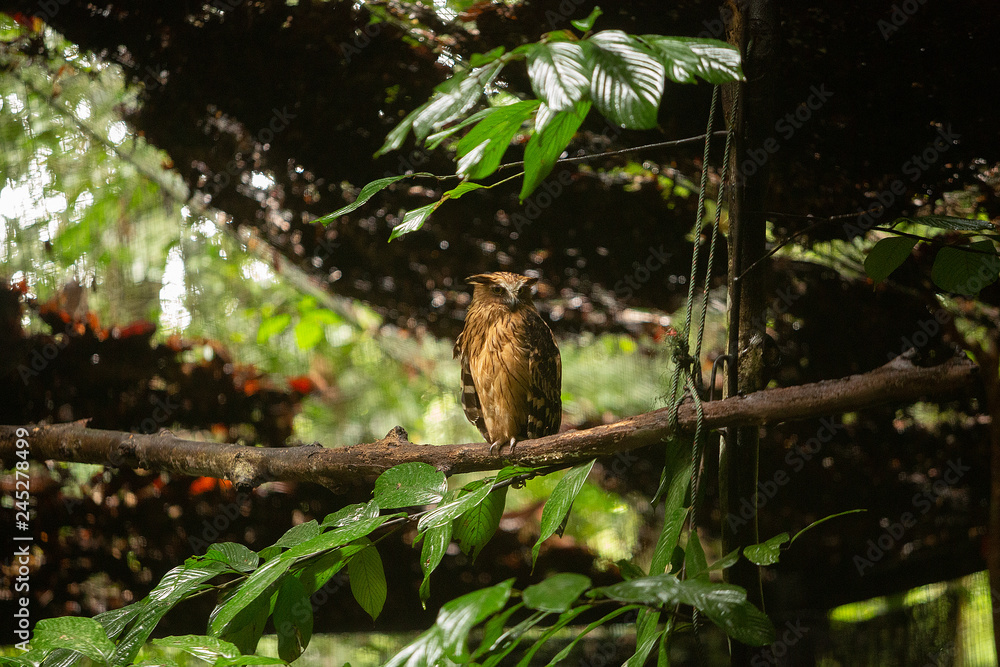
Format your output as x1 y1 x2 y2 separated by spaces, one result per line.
522 276 539 288
466 274 494 286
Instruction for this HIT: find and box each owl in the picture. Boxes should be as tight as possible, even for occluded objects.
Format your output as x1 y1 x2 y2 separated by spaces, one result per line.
454 272 562 454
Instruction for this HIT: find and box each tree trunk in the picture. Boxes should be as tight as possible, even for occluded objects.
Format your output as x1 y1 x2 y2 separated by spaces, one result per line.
721 1 779 664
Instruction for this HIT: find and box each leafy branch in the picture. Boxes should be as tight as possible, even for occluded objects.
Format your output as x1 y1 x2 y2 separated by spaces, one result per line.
313 15 744 241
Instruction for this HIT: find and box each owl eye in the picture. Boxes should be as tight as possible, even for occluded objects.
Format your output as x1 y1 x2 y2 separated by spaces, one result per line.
490 285 505 296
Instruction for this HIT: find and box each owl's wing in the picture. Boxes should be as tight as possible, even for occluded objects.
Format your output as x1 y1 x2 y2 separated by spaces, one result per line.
456 337 491 442
525 313 562 439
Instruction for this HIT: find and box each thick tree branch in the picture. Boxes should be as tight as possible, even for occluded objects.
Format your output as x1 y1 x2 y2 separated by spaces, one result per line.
0 354 979 490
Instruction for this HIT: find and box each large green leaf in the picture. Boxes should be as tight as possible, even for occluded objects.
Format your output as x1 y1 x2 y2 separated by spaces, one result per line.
209 557 292 636
587 30 665 129
418 521 453 604
94 602 145 641
597 574 776 646
321 500 379 528
931 240 1000 295
520 100 590 201
389 201 441 241
516 607 591 666
453 485 508 561
282 515 389 561
274 575 313 662
374 462 448 509
30 618 114 664
417 478 495 532
864 236 919 283
522 573 592 612
456 100 540 180
480 610 550 667
205 543 260 573
111 561 227 666
376 62 505 156
296 543 366 595
639 36 743 84
313 173 433 224
151 635 240 664
438 580 515 661
348 537 387 622
531 460 596 567
527 41 592 112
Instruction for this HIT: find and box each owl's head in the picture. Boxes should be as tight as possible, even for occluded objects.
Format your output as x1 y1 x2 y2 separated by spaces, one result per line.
467 272 538 310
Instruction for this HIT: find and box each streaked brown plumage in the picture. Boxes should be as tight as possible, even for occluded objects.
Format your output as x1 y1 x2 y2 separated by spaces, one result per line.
454 272 562 454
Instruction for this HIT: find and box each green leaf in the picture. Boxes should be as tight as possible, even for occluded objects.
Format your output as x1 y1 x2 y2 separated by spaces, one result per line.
314 173 433 223
206 543 260 572
322 500 379 528
516 607 591 667
543 605 639 666
523 573 592 612
273 520 322 550
426 107 500 150
864 236 919 283
442 181 486 200
296 545 361 596
453 485 508 561
274 576 313 662
418 479 495 532
790 508 867 545
472 602 525 661
95 602 145 641
892 215 996 231
377 62 505 156
480 610 550 667
375 462 448 509
587 30 665 129
931 240 1000 295
438 580 515 661
743 533 790 566
111 561 227 666
151 635 239 663
470 46 507 68
389 201 440 241
596 574 775 646
493 464 542 486
571 6 603 32
294 314 325 350
419 521 453 604
256 313 291 343
683 528 709 578
616 559 646 581
282 515 389 561
706 547 741 573
650 508 687 575
520 100 590 201
681 579 775 646
218 591 270 656
209 557 292 636
531 460 596 567
30 618 115 664
348 538 387 622
456 100 540 180
218 656 286 666
527 41 592 112
640 36 744 84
